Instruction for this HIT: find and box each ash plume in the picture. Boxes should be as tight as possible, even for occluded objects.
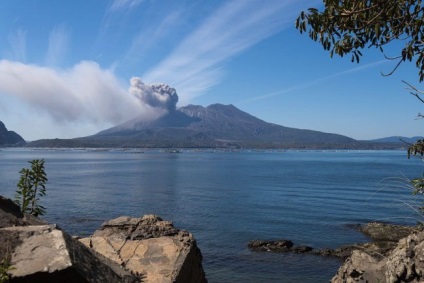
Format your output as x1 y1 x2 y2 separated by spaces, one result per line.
129 77 178 112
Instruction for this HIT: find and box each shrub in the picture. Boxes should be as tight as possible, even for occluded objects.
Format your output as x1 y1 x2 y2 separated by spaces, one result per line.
14 159 48 216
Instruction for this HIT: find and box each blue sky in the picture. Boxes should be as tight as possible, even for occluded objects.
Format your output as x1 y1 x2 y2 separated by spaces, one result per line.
0 0 422 141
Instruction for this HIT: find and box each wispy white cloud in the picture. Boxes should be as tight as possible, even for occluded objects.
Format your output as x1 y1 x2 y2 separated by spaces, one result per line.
8 29 26 62
46 25 70 66
122 10 183 66
241 60 389 103
109 0 143 11
143 0 315 102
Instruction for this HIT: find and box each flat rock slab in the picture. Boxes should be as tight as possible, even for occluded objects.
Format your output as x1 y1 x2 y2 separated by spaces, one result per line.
2 224 137 283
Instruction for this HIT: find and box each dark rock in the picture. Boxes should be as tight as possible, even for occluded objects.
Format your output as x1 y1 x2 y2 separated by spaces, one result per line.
248 240 294 252
0 196 47 228
358 222 420 242
248 222 420 261
292 245 313 253
313 248 334 257
309 246 358 260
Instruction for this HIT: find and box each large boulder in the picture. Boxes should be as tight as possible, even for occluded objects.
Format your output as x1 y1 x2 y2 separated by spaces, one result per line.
79 215 207 283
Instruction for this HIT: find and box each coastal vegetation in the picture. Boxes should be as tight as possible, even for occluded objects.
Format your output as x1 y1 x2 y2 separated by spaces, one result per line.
0 255 13 283
14 159 48 217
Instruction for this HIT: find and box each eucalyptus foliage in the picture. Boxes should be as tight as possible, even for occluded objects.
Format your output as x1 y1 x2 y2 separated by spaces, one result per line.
14 159 48 216
296 0 424 81
296 0 424 217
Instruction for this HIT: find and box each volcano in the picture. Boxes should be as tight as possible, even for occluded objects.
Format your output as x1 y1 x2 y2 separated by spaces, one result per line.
28 103 360 148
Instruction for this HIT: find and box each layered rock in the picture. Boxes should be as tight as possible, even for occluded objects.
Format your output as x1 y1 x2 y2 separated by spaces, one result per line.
79 215 207 283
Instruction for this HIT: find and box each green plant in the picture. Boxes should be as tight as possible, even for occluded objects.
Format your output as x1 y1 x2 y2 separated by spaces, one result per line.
0 257 12 283
296 0 424 81
14 159 48 216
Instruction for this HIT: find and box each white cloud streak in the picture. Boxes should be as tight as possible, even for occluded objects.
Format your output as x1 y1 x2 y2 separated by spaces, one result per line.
46 25 70 66
109 0 143 11
241 60 389 103
143 0 314 102
122 10 183 66
8 29 27 62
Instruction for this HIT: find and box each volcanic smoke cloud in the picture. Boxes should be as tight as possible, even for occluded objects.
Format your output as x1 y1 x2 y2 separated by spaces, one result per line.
129 77 178 112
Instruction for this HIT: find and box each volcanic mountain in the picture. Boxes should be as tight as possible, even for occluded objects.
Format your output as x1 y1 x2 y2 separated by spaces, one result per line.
29 104 360 148
91 104 355 146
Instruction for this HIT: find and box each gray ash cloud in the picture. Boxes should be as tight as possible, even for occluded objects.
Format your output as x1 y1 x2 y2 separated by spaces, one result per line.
130 77 178 112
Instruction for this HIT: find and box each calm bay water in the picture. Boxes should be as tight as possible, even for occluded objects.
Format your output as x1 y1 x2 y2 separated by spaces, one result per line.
0 149 423 282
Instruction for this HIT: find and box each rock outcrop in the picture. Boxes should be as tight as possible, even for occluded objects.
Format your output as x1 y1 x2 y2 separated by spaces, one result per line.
79 215 207 283
248 239 354 259
331 230 424 282
0 196 207 283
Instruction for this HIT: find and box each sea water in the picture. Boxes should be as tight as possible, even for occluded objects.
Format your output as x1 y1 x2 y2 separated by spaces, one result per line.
0 149 423 282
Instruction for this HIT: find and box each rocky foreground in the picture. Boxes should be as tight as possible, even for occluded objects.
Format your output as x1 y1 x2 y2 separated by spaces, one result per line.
249 222 424 282
0 196 207 283
4 190 424 283
331 223 424 283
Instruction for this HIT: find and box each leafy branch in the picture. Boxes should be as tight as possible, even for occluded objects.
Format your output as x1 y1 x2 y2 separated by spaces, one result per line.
14 159 48 216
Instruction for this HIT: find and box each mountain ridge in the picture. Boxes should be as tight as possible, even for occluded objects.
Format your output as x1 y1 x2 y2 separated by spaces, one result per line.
367 136 423 144
0 121 26 146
